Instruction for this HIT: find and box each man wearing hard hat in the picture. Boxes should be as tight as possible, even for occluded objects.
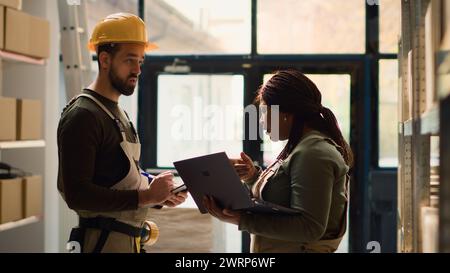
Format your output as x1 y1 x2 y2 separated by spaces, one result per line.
57 13 187 253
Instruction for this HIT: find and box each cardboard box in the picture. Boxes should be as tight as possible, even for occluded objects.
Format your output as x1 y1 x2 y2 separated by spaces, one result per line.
0 178 23 224
17 99 42 140
22 176 42 218
5 8 50 59
0 97 17 141
0 0 21 10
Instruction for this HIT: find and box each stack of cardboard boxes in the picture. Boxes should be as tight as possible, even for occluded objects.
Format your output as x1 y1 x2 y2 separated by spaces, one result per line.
0 0 50 59
0 0 48 225
0 175 42 224
0 0 47 142
0 177 22 224
0 97 42 142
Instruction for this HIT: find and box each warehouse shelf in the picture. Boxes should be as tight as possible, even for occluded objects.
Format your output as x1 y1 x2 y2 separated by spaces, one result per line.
403 119 413 136
0 140 46 150
400 108 439 137
0 216 40 233
0 50 45 66
420 106 440 135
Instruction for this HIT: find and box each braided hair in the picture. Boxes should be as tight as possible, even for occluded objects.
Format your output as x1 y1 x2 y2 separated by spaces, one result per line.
255 69 353 167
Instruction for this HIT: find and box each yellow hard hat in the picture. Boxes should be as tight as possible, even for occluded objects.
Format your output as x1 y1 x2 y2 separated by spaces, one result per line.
88 13 158 52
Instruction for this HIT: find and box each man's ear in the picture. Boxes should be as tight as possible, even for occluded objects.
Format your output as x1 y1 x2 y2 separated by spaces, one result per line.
98 52 110 70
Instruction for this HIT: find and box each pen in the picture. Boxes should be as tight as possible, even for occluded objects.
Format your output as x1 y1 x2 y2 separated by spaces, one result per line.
141 171 154 184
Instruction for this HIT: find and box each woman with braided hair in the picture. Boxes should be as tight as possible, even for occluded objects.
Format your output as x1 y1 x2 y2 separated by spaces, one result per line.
204 69 353 253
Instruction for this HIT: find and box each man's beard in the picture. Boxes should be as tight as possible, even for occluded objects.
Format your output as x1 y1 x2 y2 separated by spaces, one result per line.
109 67 138 96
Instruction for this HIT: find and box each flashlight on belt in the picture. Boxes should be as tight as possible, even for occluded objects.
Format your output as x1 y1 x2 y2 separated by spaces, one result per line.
140 221 159 246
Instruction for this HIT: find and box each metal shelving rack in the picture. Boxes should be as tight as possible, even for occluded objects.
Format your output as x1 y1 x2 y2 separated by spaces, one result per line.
0 35 46 234
398 0 448 253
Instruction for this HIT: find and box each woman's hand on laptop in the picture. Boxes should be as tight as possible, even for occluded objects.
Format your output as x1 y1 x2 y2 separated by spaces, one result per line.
230 152 258 182
203 196 241 226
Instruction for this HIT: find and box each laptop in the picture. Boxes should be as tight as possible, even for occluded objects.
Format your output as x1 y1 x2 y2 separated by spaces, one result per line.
173 152 300 215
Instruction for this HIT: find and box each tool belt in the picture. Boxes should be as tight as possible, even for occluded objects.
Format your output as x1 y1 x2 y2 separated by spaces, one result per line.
74 217 147 253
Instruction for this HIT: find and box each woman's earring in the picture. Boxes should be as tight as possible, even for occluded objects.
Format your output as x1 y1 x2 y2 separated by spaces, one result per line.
284 117 288 122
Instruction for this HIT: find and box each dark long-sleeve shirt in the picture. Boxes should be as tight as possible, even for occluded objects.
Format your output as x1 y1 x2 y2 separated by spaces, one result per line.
57 89 139 212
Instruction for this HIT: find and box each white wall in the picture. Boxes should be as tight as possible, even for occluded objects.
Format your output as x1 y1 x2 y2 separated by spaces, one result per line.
43 0 62 253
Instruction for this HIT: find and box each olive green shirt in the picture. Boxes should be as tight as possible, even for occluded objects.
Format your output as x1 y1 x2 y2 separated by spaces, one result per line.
238 130 349 252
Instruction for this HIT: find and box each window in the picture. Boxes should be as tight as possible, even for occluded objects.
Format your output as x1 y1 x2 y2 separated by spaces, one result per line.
157 74 244 167
257 0 365 54
145 0 251 55
379 0 400 167
379 59 399 167
86 0 139 36
380 0 401 53
262 74 351 167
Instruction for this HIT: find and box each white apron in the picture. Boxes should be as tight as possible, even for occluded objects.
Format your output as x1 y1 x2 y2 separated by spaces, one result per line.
69 94 153 252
